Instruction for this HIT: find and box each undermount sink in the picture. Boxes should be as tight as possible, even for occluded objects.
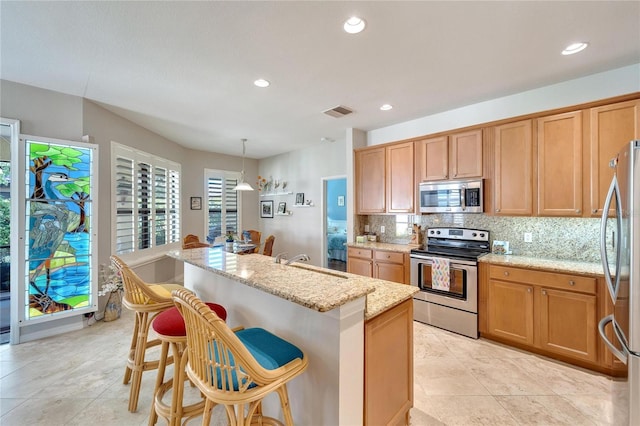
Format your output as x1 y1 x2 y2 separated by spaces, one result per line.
288 264 349 279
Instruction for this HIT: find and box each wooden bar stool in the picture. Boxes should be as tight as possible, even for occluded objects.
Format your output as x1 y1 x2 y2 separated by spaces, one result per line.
110 255 188 413
172 288 309 426
149 302 227 426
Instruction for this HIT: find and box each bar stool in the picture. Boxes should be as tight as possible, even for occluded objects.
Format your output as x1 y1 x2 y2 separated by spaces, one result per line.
110 255 188 412
149 302 227 426
172 288 309 426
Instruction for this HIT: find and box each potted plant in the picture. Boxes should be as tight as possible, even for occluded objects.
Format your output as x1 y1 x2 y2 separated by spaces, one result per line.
225 231 235 251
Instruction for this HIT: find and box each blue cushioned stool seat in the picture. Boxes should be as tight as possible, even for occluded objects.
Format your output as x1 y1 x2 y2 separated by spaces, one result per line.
213 327 304 391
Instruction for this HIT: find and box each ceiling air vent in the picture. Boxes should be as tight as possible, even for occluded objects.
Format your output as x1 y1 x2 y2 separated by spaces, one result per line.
323 105 353 118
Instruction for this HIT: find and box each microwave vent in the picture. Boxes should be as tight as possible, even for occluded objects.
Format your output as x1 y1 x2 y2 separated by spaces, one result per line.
323 105 353 118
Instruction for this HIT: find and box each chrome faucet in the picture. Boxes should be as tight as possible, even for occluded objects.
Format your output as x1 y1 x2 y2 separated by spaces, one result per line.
274 252 288 264
284 254 310 265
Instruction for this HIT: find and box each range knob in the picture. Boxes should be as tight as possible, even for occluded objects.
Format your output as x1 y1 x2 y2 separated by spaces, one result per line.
429 230 435 235
436 230 441 235
480 233 485 238
472 232 477 237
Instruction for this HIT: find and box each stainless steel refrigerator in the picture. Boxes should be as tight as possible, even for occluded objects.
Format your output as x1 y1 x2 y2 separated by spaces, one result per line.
599 139 640 425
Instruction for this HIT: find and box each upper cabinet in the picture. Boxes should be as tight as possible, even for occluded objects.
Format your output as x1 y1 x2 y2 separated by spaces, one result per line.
492 120 534 216
588 100 640 217
355 147 386 214
355 142 415 214
386 142 414 213
536 111 583 216
416 129 483 182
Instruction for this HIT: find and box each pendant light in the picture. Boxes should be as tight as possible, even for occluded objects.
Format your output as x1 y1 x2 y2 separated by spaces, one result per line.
233 138 254 191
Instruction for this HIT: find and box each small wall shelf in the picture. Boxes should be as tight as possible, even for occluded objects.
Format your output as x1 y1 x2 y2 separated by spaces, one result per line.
276 211 293 216
293 203 314 208
259 191 293 197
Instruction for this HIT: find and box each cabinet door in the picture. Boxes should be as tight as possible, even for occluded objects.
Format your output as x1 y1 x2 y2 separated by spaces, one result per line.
387 142 414 213
537 111 583 216
589 100 640 217
450 129 483 179
374 262 405 284
493 120 534 215
355 147 386 214
487 280 534 345
416 136 448 181
348 257 373 277
539 288 597 363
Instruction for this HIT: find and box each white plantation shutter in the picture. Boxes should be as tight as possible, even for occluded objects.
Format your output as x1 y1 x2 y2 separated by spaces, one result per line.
206 170 241 242
112 143 181 255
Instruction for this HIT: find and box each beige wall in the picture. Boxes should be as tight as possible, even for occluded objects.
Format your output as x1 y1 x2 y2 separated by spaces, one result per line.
257 139 346 266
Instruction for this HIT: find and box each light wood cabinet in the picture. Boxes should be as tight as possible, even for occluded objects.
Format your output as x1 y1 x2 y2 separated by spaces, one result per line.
386 142 415 213
355 147 386 214
365 298 413 426
348 247 409 284
588 99 640 217
355 142 414 214
481 263 616 374
539 287 597 363
416 130 483 182
492 120 534 215
487 279 534 345
536 111 583 216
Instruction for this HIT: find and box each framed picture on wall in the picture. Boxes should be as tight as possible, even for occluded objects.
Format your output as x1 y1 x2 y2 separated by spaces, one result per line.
190 196 202 210
295 192 304 205
337 195 344 206
277 202 286 214
260 200 273 218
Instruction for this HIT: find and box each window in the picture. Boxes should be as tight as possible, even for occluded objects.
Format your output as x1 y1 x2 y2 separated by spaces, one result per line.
112 143 180 255
205 169 241 243
395 214 413 237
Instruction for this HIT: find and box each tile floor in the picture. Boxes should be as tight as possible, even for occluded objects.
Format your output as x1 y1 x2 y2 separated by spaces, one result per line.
0 308 626 425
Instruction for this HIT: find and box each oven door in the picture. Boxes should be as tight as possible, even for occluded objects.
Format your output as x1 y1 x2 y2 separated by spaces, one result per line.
410 254 478 313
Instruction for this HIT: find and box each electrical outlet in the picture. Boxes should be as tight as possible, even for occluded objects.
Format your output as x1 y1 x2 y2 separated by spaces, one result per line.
524 232 533 243
364 224 370 232
380 225 385 234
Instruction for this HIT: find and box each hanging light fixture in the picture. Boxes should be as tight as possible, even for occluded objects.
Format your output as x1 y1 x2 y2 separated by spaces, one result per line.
233 138 254 191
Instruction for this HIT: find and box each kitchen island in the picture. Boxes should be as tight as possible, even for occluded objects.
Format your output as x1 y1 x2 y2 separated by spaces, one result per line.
168 247 418 425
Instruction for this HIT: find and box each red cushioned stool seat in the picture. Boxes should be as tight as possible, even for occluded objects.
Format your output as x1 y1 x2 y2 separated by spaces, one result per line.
152 303 227 336
149 301 227 425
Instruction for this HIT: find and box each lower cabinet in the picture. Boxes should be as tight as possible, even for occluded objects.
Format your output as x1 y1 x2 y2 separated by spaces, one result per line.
480 263 621 375
348 247 409 284
365 298 413 426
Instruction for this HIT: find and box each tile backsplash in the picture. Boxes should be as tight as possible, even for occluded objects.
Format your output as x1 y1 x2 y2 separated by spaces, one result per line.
356 214 609 263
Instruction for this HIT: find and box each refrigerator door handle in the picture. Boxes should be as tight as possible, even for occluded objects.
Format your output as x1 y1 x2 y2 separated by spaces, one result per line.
598 314 628 364
600 176 623 303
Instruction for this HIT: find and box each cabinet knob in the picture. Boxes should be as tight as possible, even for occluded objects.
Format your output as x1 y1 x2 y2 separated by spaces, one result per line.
592 209 598 214
542 290 546 295
528 288 532 293
569 280 575 286
576 209 581 214
496 208 501 212
504 271 509 276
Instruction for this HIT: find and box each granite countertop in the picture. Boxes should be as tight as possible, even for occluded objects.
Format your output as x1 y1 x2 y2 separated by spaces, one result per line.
479 253 606 276
346 241 419 254
168 247 417 320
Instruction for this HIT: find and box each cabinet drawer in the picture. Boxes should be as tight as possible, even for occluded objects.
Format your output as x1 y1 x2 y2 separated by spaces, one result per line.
489 265 595 294
374 250 404 264
348 247 373 259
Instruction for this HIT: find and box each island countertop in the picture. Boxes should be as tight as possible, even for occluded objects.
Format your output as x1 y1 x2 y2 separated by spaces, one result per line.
168 247 417 320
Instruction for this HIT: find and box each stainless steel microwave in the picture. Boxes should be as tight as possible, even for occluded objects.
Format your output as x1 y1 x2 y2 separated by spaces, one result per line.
419 179 483 213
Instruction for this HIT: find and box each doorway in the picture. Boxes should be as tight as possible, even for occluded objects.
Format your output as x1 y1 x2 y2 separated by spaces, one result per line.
323 176 347 272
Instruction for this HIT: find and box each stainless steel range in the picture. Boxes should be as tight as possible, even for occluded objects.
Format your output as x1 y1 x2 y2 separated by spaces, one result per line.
410 227 490 339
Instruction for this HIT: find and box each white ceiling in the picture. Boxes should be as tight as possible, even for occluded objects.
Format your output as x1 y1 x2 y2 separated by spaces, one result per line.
1 1 639 159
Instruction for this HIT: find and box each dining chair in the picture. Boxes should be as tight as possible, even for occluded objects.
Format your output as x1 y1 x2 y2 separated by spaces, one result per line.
183 234 210 249
172 288 308 426
242 230 261 253
262 235 275 257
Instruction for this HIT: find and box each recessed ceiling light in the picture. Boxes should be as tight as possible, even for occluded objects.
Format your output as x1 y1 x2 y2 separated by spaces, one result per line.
344 16 366 34
562 42 589 55
254 78 270 87
380 104 393 111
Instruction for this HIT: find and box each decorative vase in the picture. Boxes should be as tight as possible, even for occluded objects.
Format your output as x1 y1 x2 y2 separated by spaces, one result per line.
104 291 122 322
225 241 234 252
